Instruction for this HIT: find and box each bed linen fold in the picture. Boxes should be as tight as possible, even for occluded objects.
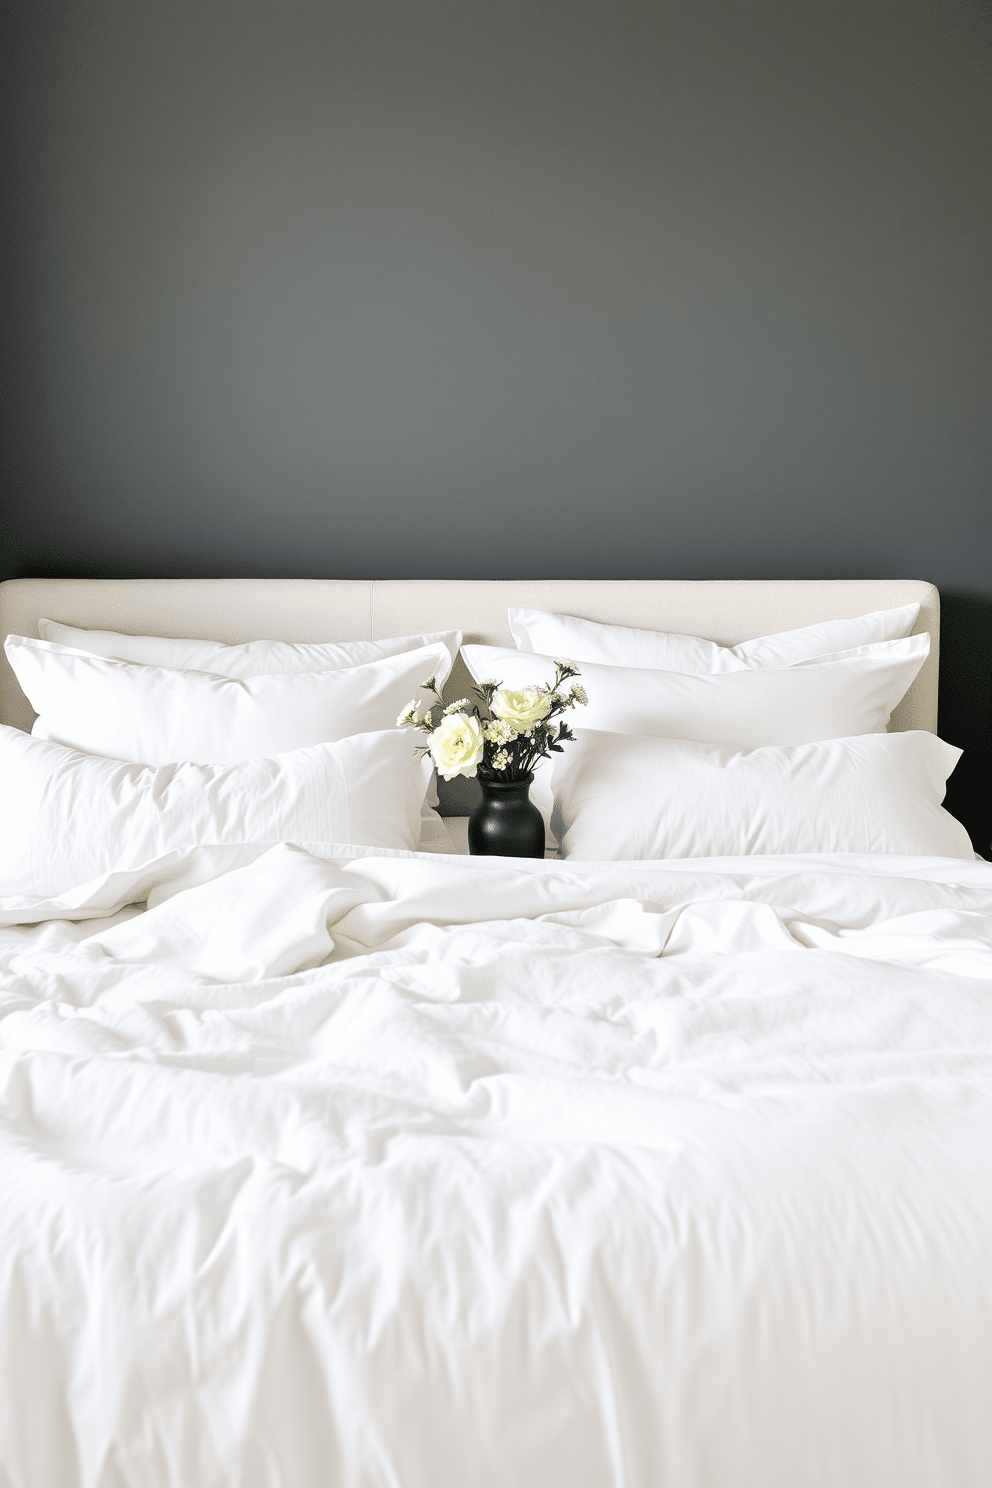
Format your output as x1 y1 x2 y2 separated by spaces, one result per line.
2 843 991 1488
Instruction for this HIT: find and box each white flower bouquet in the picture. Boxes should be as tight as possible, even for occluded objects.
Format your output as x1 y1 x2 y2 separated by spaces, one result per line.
397 662 587 783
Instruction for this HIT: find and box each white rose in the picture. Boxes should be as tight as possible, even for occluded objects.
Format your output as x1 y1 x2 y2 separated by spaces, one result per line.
429 712 485 780
490 687 551 732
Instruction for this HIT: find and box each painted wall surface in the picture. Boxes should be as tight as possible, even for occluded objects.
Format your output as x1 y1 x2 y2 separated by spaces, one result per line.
3 1 990 846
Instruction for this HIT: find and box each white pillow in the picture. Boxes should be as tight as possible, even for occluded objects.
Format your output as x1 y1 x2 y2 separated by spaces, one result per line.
37 619 462 680
462 636 929 839
0 725 433 899
462 637 927 746
508 603 921 672
552 728 972 861
37 620 456 838
5 636 449 766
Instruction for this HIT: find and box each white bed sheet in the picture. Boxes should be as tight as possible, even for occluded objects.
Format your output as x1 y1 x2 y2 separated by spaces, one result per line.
2 842 991 1488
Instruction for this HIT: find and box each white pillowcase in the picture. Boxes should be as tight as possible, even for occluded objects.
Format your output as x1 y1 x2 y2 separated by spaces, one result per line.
5 636 449 766
462 637 928 746
37 618 462 680
462 636 930 842
0 725 433 899
552 729 972 861
34 620 458 835
508 603 921 672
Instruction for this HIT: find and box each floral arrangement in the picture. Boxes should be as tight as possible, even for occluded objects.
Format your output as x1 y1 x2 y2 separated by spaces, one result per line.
397 662 587 782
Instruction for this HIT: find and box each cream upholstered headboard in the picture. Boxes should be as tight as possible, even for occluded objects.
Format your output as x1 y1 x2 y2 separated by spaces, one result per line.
0 576 939 738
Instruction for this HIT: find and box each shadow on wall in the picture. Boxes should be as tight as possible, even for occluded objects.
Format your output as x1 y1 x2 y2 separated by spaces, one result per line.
939 594 992 856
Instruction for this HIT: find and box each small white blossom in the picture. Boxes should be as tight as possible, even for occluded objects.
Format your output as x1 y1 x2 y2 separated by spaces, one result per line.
491 748 511 771
568 685 588 707
396 701 421 728
443 698 471 715
482 718 517 745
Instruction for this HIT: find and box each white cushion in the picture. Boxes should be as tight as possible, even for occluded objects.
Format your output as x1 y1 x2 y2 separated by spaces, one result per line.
0 725 433 898
462 636 930 834
508 603 921 672
37 618 462 680
5 636 450 766
35 620 457 839
462 637 928 746
552 729 973 861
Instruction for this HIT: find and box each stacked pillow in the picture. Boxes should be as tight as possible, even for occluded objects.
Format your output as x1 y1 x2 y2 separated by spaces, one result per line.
507 601 924 671
462 634 930 750
2 624 461 896
551 729 971 861
36 618 458 679
2 600 969 883
0 727 436 899
464 603 970 860
7 634 456 763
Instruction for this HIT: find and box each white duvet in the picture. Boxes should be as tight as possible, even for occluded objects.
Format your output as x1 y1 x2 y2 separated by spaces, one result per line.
2 843 991 1488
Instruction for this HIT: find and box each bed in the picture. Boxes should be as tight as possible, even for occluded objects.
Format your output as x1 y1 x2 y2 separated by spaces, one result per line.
2 576 990 1488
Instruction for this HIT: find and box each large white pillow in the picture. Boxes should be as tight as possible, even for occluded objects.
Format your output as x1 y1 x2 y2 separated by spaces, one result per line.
37 619 458 835
462 637 928 746
552 729 972 861
5 637 449 766
35 619 458 831
508 603 921 672
37 619 462 680
462 636 929 838
0 725 433 899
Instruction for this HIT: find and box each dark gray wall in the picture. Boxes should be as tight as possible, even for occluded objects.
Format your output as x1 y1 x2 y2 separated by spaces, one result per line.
3 0 990 846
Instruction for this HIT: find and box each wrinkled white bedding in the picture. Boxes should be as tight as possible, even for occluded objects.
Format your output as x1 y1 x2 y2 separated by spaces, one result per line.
2 844 992 1488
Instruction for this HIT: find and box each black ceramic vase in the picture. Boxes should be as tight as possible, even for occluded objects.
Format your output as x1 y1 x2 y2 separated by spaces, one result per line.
468 772 545 858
